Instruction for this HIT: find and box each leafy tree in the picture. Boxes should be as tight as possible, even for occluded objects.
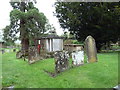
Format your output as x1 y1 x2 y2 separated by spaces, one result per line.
3 25 17 46
8 1 47 52
45 23 55 31
54 2 120 51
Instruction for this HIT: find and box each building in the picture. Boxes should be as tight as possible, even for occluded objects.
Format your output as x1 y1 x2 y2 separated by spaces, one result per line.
35 35 64 52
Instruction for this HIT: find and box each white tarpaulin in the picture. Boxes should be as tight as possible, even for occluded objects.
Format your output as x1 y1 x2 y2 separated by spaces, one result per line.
72 51 84 65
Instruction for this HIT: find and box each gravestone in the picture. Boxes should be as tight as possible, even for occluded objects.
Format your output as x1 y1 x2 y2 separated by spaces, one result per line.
54 51 69 73
13 49 16 52
16 51 23 59
6 49 10 53
28 46 41 64
16 50 28 60
1 50 5 54
85 36 97 63
72 50 84 66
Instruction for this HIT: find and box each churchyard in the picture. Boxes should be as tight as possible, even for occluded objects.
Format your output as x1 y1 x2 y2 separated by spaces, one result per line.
1 36 119 88
1 1 120 89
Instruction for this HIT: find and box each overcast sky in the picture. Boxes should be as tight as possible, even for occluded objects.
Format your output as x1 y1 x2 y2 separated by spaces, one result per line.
0 0 64 39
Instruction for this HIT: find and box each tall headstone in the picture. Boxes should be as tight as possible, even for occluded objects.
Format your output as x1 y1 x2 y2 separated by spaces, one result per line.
85 36 97 63
54 51 69 73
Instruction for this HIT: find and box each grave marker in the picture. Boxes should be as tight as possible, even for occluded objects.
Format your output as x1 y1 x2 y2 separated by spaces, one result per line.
54 51 69 73
72 50 84 66
1 50 5 54
13 49 16 52
85 36 97 63
6 49 10 53
28 46 40 64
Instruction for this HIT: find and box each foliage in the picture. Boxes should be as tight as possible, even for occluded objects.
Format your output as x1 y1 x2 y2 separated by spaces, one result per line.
3 26 17 46
2 52 118 88
3 1 49 50
45 23 56 34
64 39 83 44
72 40 83 44
10 1 48 39
54 2 120 51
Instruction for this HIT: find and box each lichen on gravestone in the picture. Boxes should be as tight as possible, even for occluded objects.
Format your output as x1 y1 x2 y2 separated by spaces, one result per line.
54 51 69 73
28 46 40 64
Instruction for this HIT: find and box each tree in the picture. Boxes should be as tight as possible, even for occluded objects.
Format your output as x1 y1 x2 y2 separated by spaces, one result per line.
9 1 47 53
3 25 17 46
54 2 120 51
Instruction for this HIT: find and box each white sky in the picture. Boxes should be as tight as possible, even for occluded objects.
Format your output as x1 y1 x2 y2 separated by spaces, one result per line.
0 0 64 39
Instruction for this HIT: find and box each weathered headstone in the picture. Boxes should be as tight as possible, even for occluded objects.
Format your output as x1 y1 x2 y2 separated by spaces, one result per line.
16 50 28 60
85 36 97 63
54 51 69 73
13 49 16 52
6 49 10 53
16 51 23 59
72 50 84 66
1 50 5 54
28 46 41 64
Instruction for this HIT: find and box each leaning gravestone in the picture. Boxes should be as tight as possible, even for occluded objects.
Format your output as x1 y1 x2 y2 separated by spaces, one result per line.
85 36 97 63
54 51 69 73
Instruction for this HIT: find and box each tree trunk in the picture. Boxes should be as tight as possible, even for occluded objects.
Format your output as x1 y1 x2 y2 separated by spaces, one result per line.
20 18 29 54
19 2 29 54
21 38 29 52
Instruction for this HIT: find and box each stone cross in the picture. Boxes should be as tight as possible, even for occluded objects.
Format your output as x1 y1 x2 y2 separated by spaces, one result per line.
54 51 69 73
85 36 97 63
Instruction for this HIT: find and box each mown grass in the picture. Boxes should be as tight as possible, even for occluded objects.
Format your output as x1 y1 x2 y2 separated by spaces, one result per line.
2 52 118 88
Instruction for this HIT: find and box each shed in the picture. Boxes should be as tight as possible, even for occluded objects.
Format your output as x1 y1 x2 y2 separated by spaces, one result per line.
35 35 64 52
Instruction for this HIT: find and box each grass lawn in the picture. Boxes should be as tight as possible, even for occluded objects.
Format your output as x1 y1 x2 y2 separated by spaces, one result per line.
2 52 119 88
